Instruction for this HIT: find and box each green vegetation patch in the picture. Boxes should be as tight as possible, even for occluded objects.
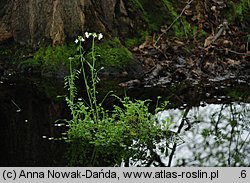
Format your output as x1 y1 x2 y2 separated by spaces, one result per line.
223 0 250 31
125 0 194 47
93 37 133 69
21 44 77 76
129 0 168 32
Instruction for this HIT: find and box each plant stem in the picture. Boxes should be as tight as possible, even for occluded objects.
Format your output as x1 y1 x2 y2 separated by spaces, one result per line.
91 36 99 121
69 58 74 103
79 41 95 120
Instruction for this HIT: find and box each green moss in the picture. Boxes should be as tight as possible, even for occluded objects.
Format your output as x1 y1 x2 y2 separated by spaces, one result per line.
224 0 250 31
130 0 145 13
162 0 178 18
21 44 77 75
128 0 166 32
128 0 192 38
93 37 133 69
234 0 250 21
125 30 149 48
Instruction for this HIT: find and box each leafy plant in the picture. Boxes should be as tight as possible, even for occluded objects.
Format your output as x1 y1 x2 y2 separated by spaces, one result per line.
64 32 173 166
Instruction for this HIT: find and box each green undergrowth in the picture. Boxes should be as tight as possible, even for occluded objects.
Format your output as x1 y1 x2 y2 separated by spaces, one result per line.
226 0 250 31
127 0 250 45
20 44 77 76
91 37 133 70
125 30 149 48
128 0 192 38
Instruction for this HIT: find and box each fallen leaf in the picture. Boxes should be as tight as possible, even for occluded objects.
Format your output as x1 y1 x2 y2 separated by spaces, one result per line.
204 35 214 48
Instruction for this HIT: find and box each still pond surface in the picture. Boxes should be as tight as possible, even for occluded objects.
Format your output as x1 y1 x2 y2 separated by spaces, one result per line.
0 76 249 166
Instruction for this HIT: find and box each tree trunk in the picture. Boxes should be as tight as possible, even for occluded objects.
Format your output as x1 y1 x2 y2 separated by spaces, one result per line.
0 0 144 46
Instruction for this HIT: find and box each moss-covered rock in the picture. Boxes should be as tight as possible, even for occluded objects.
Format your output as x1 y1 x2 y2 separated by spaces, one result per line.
84 37 143 78
94 37 133 70
20 44 77 77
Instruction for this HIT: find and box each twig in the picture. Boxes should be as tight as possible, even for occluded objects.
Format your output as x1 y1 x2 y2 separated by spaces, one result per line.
247 37 249 52
11 99 22 112
167 107 190 167
215 48 248 55
212 26 224 43
227 105 235 166
215 104 225 134
154 0 194 46
228 50 248 55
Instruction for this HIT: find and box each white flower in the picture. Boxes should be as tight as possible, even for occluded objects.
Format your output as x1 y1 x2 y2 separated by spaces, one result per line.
85 32 90 38
100 66 104 70
98 33 103 40
75 39 79 44
92 33 97 38
80 37 85 42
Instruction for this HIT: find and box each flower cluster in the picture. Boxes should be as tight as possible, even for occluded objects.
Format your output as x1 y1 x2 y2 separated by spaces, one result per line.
75 32 103 44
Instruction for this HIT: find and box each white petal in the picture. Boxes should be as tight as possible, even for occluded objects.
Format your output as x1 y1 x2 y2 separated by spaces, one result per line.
98 33 103 40
85 32 90 38
75 39 79 43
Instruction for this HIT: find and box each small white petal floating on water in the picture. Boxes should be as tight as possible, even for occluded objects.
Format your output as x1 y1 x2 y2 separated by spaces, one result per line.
54 123 64 127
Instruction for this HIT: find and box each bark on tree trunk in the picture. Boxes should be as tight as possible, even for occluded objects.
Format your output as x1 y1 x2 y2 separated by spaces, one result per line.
0 0 144 46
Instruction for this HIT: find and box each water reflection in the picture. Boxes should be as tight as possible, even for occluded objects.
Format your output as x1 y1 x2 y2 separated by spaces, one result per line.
1 77 250 166
158 103 250 166
0 77 68 166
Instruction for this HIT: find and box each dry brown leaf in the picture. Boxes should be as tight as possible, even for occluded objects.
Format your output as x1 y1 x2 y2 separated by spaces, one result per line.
174 40 185 45
226 58 240 66
204 35 214 48
222 40 233 47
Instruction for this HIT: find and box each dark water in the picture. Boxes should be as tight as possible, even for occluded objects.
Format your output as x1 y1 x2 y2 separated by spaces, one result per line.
0 77 67 166
0 76 250 166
